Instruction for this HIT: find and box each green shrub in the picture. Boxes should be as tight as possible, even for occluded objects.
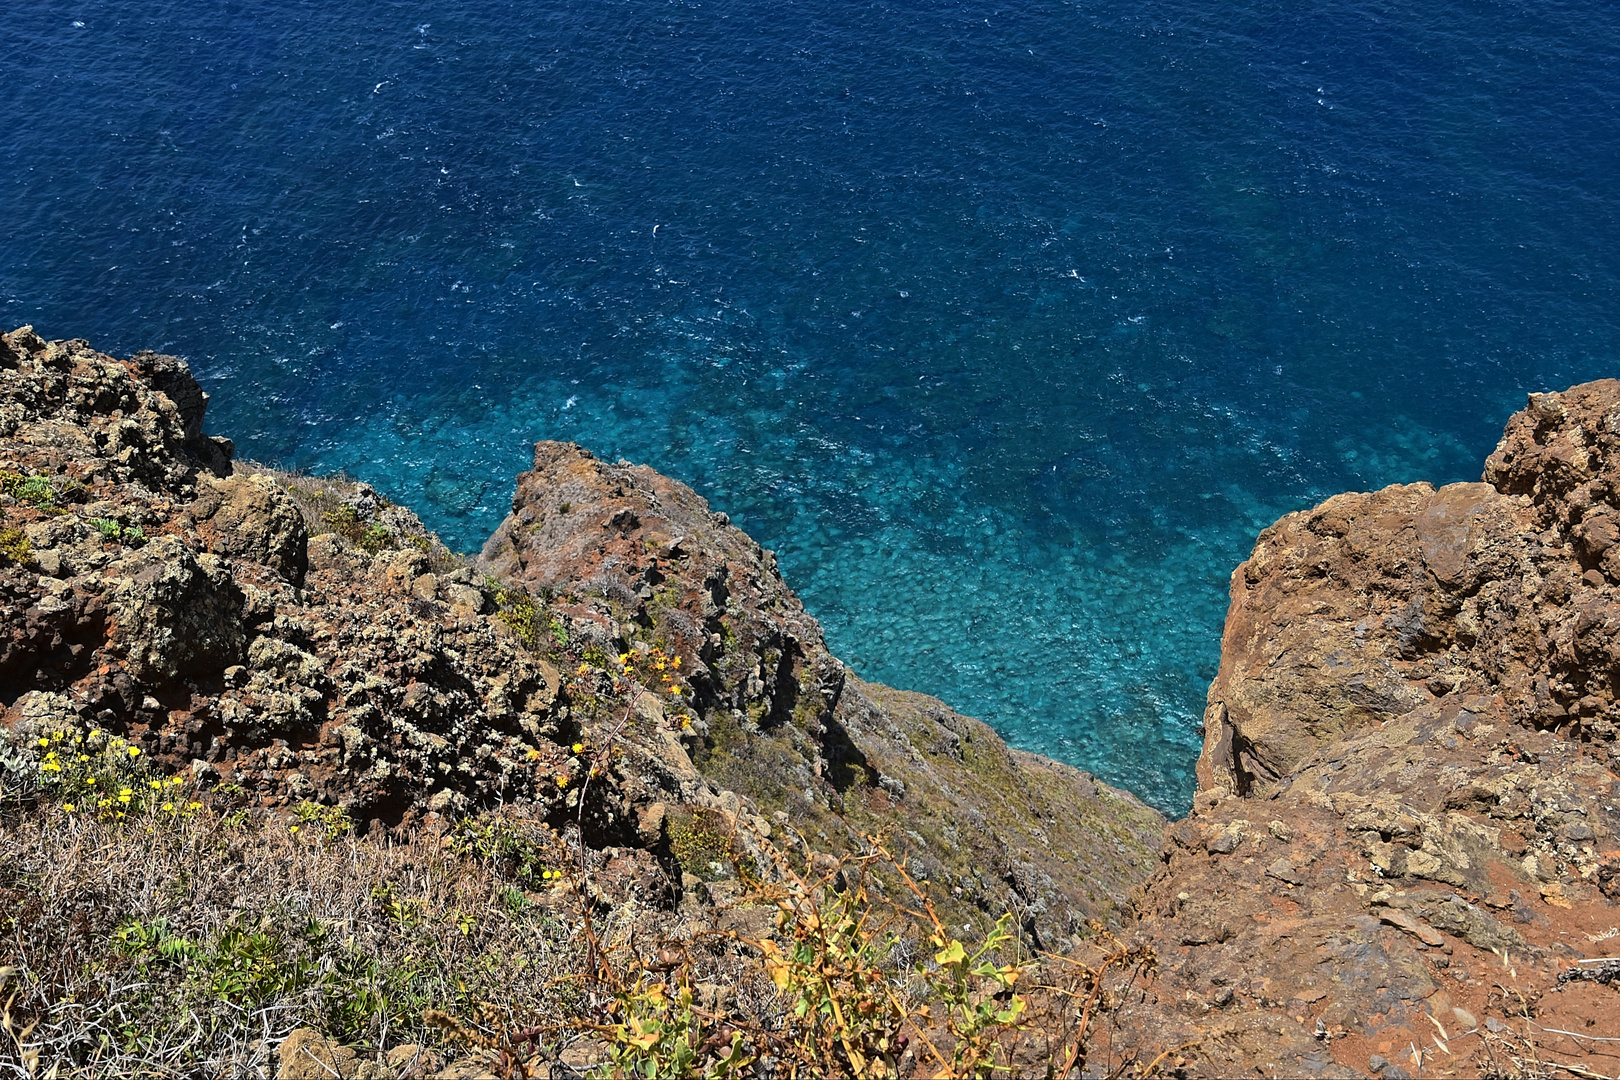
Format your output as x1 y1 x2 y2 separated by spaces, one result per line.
667 808 733 881
0 526 31 566
2 471 55 507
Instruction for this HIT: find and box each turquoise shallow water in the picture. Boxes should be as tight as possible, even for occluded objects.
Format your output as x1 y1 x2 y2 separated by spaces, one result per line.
5 0 1619 812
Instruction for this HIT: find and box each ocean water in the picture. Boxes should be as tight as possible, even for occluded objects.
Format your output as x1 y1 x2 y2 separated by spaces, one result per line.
5 0 1619 813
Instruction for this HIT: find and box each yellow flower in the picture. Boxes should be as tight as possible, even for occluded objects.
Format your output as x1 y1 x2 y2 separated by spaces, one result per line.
186 802 202 811
289 825 299 833
556 774 570 789
170 776 184 786
127 747 140 758
670 657 680 668
84 776 95 785
571 742 585 754
161 802 174 812
576 663 591 675
40 762 61 773
37 738 49 748
62 803 76 813
149 780 163 790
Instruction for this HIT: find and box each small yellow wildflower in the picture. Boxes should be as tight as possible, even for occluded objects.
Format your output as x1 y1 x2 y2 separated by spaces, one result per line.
37 738 49 748
149 780 163 790
556 774 570 789
62 803 76 813
127 746 140 758
571 742 585 754
186 802 202 811
576 663 591 675
161 802 174 812
671 656 681 668
289 825 299 833
85 776 95 785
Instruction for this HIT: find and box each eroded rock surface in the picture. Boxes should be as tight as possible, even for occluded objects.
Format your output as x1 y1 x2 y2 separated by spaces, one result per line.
480 440 1165 944
0 329 580 827
0 330 1163 949
1104 384 1620 1079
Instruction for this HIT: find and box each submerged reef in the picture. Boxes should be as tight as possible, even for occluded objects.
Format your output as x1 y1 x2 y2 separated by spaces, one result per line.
2 327 1619 1078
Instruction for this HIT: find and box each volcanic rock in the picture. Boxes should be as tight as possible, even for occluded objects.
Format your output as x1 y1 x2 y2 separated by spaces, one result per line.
0 330 1163 949
1105 382 1620 1078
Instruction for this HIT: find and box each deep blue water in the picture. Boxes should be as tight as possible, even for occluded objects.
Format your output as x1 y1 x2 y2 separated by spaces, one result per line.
6 0 1619 813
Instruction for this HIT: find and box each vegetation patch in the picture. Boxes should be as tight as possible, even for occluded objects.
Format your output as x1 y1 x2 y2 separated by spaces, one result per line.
484 578 541 649
0 525 32 566
667 807 735 881
1 470 56 508
90 517 146 545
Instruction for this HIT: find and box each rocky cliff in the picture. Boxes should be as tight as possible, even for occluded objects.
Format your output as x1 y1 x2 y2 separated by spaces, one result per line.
1104 384 1620 1078
5 326 1620 1079
0 328 1162 954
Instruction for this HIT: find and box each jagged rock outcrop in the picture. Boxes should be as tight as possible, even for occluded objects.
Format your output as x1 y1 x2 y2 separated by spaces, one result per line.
479 440 1165 945
1105 384 1620 1079
0 329 577 827
15 326 1616 1076
0 329 1164 949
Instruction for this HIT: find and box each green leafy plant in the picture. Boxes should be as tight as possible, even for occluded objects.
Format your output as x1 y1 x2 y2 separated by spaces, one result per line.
293 800 353 840
597 976 755 1080
1 472 55 507
668 808 735 881
32 727 198 822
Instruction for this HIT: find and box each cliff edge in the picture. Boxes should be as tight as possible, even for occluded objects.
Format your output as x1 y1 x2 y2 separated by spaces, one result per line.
6 326 1620 1078
0 328 1162 954
1105 384 1620 1078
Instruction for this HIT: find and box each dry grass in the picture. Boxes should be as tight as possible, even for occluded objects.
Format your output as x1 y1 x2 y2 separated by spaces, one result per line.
0 720 1167 1080
0 797 595 1078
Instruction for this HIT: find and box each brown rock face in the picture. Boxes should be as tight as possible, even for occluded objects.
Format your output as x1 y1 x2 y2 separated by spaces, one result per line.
0 330 573 826
479 441 1166 944
0 332 1164 949
1105 383 1620 1079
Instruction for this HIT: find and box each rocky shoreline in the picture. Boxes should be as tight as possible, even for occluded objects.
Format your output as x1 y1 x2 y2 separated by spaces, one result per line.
3 326 1619 1078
